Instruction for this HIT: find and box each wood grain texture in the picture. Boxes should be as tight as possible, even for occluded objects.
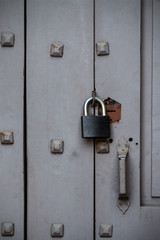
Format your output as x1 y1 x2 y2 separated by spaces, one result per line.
27 0 94 239
95 1 141 239
152 0 160 197
0 0 24 239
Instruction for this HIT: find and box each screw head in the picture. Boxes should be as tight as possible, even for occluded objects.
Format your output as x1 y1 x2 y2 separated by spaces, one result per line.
50 140 64 154
99 224 113 237
1 222 14 236
50 41 64 57
51 224 64 237
96 42 109 56
1 131 14 144
1 32 15 47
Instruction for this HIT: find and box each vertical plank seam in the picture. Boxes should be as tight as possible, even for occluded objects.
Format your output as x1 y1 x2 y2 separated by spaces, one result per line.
151 0 153 197
140 0 143 207
24 0 27 239
93 0 96 239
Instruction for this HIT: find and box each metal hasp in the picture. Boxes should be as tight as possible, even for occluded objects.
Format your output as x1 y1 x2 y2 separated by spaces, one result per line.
104 97 121 123
81 96 110 138
117 137 129 199
98 97 121 123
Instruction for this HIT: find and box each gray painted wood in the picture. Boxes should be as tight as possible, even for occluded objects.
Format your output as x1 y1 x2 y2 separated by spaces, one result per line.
27 0 94 239
0 0 24 239
95 1 160 238
152 0 160 197
140 207 160 240
141 0 153 205
141 0 160 204
95 0 141 239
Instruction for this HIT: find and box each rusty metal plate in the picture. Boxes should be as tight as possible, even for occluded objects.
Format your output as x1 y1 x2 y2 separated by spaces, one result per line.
99 97 121 123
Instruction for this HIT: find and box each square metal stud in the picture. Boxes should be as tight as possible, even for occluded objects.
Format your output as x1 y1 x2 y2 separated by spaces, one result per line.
1 131 14 144
96 140 109 153
50 140 64 154
96 42 109 56
1 222 14 236
50 41 64 57
1 32 15 47
99 224 113 237
51 224 64 237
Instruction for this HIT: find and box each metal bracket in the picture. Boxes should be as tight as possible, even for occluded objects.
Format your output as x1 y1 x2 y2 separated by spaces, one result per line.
98 97 121 123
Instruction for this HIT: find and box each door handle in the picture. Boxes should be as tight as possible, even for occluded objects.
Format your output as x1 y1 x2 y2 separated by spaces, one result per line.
118 156 127 198
117 138 129 199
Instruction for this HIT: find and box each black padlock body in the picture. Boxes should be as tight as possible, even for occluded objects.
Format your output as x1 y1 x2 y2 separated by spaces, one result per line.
81 116 110 138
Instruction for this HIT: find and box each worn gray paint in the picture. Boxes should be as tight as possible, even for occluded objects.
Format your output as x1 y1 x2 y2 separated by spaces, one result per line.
141 0 160 204
141 0 154 205
95 0 141 239
95 1 160 239
27 0 93 239
0 0 24 239
152 0 160 197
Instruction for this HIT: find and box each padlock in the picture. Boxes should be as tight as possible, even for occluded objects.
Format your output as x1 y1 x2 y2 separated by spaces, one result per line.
81 96 110 138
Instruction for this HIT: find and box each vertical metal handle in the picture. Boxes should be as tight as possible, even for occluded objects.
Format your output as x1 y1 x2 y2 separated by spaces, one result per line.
119 156 127 198
117 138 129 199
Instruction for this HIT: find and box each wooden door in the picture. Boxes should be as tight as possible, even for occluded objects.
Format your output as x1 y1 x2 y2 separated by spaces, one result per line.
1 0 160 239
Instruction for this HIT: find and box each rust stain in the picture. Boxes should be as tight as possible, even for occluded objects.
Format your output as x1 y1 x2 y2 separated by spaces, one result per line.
52 44 59 49
1 131 12 137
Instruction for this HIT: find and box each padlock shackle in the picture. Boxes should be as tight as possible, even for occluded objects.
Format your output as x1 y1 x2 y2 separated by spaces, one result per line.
84 96 106 116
